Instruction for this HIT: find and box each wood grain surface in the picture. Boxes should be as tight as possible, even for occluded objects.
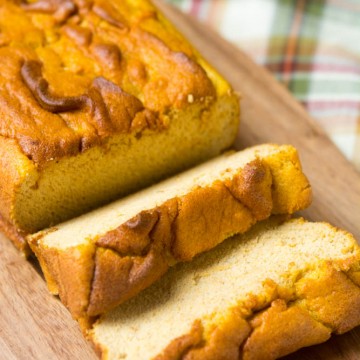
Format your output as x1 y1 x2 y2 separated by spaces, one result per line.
0 1 359 359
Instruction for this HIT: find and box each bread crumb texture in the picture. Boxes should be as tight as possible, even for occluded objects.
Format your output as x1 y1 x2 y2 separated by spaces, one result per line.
29 144 312 321
91 218 360 360
0 0 239 245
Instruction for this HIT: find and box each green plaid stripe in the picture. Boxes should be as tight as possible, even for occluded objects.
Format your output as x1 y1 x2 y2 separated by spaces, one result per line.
266 0 326 98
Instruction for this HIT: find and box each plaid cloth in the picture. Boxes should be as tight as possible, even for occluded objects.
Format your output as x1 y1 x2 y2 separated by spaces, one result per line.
167 0 360 171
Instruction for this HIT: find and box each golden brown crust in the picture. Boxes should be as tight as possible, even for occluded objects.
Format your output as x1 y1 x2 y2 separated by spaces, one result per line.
29 152 312 323
172 159 272 261
182 311 251 360
87 200 178 315
154 258 360 360
0 213 30 255
295 261 360 334
0 137 34 239
0 0 218 166
242 300 331 360
153 320 205 360
225 160 273 221
88 246 169 316
262 146 312 214
31 240 96 318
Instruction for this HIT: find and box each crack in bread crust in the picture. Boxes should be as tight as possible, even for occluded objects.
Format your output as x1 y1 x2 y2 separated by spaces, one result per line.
21 0 77 24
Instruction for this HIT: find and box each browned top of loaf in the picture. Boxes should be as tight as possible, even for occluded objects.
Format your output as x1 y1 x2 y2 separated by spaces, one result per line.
0 0 218 166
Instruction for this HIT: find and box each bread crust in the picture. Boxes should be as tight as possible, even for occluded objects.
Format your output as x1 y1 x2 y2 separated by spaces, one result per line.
29 148 312 323
0 213 29 255
0 0 221 166
0 137 35 251
145 256 360 360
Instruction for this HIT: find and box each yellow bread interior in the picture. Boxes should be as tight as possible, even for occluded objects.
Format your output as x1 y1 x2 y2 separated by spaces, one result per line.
9 95 238 234
91 218 360 360
37 144 307 250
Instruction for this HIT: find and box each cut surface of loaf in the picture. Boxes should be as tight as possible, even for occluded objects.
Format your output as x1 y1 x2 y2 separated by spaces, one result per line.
91 217 360 360
29 144 311 323
0 0 239 252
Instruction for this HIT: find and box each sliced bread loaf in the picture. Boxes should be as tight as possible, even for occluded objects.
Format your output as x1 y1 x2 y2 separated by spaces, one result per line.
29 144 311 324
91 217 360 360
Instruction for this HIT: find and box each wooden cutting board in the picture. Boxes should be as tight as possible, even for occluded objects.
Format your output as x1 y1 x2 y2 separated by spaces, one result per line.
1 1 359 359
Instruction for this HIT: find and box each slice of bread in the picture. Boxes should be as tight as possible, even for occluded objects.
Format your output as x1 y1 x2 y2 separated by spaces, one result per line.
29 144 311 324
91 217 360 360
0 0 239 253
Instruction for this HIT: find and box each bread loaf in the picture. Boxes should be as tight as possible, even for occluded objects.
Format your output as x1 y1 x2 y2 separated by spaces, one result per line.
29 144 311 324
0 0 239 253
91 217 360 360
